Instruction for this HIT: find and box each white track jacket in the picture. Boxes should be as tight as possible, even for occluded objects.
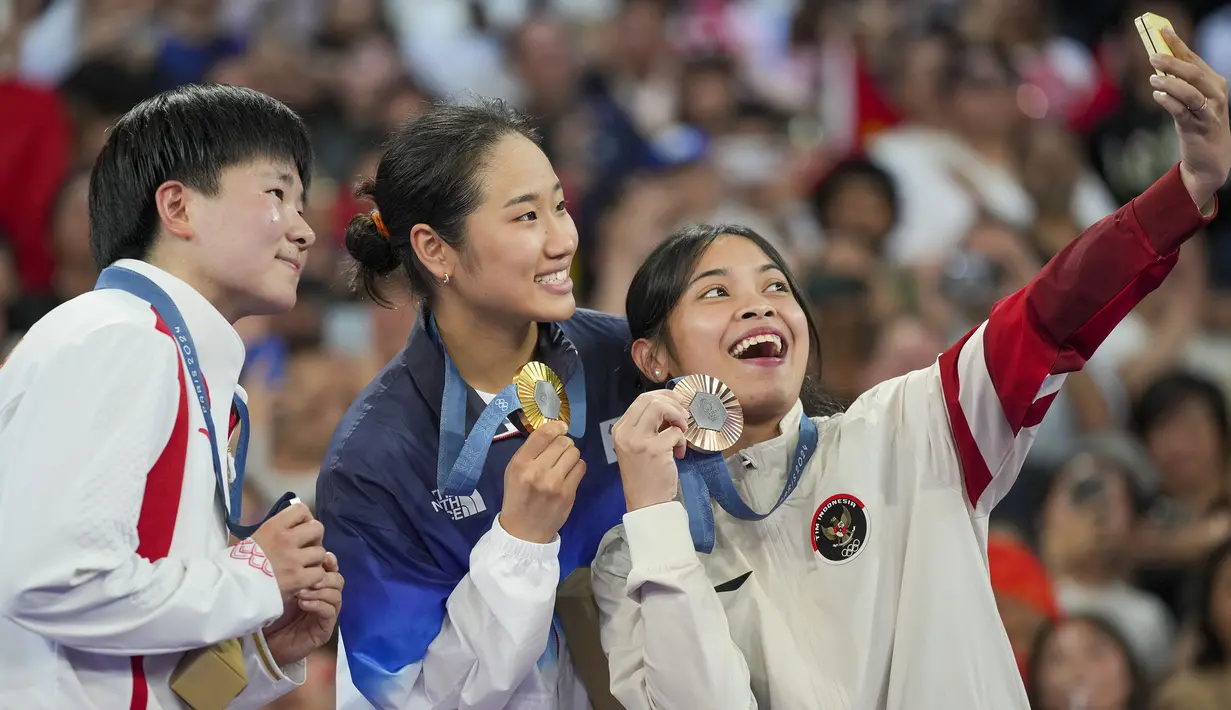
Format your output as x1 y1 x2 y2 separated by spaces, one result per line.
591 164 1214 709
0 259 304 709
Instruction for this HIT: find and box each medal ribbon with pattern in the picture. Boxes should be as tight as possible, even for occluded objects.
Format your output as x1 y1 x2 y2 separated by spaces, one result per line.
670 374 818 553
428 315 586 497
94 266 297 538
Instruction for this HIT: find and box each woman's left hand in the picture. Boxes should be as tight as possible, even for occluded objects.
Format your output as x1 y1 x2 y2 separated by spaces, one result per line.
1150 27 1231 208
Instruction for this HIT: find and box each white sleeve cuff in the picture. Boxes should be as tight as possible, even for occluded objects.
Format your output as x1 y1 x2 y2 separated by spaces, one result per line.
622 501 698 570
457 515 562 658
251 630 307 686
227 630 306 708
490 514 562 562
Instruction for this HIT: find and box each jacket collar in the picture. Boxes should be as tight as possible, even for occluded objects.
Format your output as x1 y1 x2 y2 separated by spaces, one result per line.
728 399 806 478
112 258 246 395
405 307 583 428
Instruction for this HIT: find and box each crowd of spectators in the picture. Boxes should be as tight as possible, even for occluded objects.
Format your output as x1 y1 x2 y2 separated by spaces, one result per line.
4 1 1231 707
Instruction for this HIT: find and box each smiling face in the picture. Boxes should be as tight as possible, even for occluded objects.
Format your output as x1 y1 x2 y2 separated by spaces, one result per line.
637 234 810 426
444 133 579 325
181 159 315 319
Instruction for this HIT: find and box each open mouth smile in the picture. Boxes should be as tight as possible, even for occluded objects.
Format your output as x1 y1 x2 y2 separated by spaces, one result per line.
728 327 788 363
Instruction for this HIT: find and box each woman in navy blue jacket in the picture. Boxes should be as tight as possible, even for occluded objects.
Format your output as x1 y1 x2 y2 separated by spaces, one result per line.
316 99 639 709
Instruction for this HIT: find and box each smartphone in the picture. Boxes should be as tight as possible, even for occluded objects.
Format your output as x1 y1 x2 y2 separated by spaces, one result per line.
1135 12 1175 77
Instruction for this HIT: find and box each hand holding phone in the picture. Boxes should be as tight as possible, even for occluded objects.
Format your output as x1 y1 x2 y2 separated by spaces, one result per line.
1135 12 1175 77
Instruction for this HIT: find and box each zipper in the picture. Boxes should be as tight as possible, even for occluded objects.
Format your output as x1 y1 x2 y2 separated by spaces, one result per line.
750 457 850 709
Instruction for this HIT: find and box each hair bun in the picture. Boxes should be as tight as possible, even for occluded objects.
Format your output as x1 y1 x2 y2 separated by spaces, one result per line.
344 212 400 277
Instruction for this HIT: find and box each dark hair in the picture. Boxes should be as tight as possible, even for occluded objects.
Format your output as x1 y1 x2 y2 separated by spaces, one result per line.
788 0 826 49
625 223 843 417
808 156 900 233
1193 540 1231 669
681 53 736 81
88 84 313 271
1026 614 1152 710
733 100 790 133
1130 371 1230 459
1040 436 1160 523
60 56 156 117
344 97 540 307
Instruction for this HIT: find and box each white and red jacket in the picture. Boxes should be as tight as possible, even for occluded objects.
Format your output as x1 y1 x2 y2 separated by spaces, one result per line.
0 259 304 709
591 164 1214 709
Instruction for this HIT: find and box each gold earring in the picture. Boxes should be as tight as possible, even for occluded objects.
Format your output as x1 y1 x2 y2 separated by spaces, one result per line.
443 273 450 285
654 369 662 378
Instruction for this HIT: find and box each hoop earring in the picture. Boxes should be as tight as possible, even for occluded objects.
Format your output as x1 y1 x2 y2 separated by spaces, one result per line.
443 273 450 285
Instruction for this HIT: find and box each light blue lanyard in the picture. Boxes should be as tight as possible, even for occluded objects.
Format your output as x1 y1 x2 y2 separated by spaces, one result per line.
94 266 296 537
670 378 818 553
427 315 587 497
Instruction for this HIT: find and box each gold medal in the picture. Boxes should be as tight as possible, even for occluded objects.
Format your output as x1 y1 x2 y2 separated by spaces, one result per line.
674 374 743 452
515 361 570 432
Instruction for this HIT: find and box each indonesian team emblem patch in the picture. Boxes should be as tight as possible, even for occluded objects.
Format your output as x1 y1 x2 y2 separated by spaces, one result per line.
811 493 869 564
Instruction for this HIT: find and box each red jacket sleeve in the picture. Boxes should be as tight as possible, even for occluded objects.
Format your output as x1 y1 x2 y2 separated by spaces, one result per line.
937 163 1214 513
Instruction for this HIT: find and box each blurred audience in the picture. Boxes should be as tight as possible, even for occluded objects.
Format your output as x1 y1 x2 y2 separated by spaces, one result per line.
5 0 1231 707
1037 439 1175 679
1027 614 1153 710
1129 373 1231 623
1155 541 1231 710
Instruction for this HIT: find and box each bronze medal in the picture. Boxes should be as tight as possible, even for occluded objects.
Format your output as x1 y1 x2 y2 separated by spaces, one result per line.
674 373 743 452
515 361 570 432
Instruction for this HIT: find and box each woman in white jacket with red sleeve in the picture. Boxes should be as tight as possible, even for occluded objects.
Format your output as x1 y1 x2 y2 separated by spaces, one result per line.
591 29 1231 710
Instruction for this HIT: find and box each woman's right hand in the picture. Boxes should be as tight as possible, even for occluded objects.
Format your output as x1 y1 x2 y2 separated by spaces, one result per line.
611 390 690 511
500 421 586 544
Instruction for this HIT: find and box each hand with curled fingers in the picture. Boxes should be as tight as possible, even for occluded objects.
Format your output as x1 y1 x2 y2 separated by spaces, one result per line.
248 502 328 604
263 551 345 666
611 389 691 512
1148 27 1231 207
499 420 588 544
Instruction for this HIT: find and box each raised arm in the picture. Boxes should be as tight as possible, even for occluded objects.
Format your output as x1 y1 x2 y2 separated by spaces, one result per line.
934 31 1230 516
